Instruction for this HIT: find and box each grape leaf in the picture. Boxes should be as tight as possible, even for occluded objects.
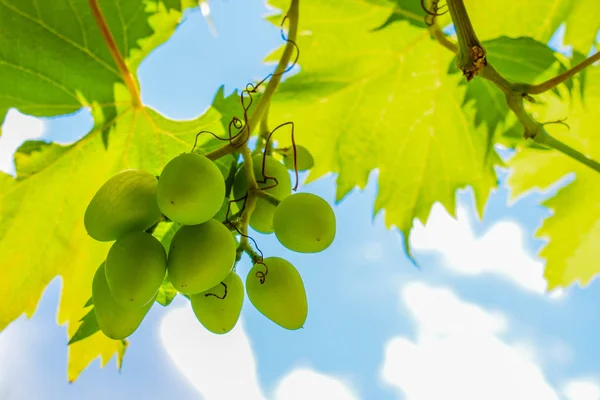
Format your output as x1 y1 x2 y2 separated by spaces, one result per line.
461 37 560 136
378 0 585 46
462 0 571 43
68 307 100 345
155 278 178 307
564 0 600 54
267 0 500 252
0 0 189 140
0 85 225 380
507 66 600 290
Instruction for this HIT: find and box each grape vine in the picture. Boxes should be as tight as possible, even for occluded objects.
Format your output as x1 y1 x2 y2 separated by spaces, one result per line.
424 0 600 174
75 0 337 339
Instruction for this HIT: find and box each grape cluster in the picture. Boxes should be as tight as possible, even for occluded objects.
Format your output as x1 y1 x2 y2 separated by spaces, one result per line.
84 145 335 340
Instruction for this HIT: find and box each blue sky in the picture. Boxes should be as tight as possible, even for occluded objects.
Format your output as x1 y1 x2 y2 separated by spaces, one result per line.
1 1 600 399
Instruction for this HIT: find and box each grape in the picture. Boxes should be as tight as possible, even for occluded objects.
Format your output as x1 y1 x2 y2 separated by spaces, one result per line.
246 257 307 330
105 231 167 308
233 154 292 233
167 219 236 294
84 169 162 242
273 193 336 253
282 145 314 172
92 263 154 340
157 153 225 225
190 272 244 334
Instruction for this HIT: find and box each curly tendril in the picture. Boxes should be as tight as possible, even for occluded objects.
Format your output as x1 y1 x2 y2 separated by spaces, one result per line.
204 282 228 299
421 0 448 26
263 121 299 191
254 261 269 284
191 8 299 156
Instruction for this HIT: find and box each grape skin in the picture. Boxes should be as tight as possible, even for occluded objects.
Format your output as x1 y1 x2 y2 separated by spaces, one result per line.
157 153 225 225
233 154 291 233
283 145 314 172
167 219 236 295
84 169 162 242
246 257 307 330
105 231 167 308
92 263 154 340
273 193 336 253
190 272 244 334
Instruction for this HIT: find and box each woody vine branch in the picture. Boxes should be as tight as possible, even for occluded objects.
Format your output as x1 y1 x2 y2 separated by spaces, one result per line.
429 0 600 173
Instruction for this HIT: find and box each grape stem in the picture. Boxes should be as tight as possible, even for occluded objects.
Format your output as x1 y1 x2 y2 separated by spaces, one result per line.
255 190 281 207
238 237 263 265
431 0 600 174
205 0 299 161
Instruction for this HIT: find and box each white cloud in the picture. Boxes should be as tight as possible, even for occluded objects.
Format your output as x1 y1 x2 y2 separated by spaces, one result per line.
563 379 600 400
274 369 358 400
0 109 46 175
410 203 551 295
160 305 266 400
0 318 40 400
160 303 359 400
381 282 559 400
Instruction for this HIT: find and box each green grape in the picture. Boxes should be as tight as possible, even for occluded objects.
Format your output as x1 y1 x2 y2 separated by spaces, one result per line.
246 257 307 330
84 169 162 242
190 272 244 334
282 145 314 172
233 154 292 233
213 196 231 223
92 263 154 340
105 231 167 308
157 153 225 225
273 193 336 253
167 219 236 294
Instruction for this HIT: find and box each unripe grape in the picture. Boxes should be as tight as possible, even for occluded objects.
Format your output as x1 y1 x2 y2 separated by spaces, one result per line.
105 231 167 308
190 272 244 334
167 219 236 294
92 263 154 340
273 193 336 253
246 257 307 330
233 154 291 233
282 145 314 171
157 153 225 225
84 169 161 242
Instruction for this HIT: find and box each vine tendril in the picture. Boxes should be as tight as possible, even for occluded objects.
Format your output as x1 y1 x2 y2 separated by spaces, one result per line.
263 121 299 191
421 0 448 26
204 282 228 299
254 261 269 284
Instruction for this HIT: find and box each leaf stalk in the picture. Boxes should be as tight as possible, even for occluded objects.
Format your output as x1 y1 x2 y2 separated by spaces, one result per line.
89 0 142 108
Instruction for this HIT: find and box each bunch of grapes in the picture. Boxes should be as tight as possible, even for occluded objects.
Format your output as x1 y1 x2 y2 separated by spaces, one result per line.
83 144 335 340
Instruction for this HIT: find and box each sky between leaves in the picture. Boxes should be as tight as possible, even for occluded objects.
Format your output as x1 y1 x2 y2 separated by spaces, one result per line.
0 0 599 381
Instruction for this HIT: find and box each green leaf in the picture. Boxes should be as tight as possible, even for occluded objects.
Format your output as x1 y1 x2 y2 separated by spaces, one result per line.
564 0 600 54
507 66 600 291
484 37 559 83
377 0 590 47
372 0 428 30
0 0 188 139
14 141 71 180
267 0 500 254
68 308 100 345
155 278 178 307
461 0 571 43
460 37 560 138
0 85 224 380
